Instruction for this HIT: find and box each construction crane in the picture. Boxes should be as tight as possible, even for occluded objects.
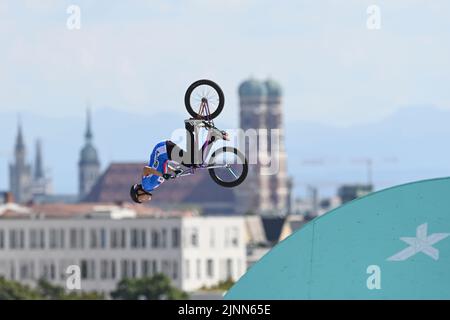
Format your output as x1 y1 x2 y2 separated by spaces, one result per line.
299 156 399 186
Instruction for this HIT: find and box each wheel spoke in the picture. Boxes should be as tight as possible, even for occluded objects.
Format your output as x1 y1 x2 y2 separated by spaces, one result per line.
227 167 239 179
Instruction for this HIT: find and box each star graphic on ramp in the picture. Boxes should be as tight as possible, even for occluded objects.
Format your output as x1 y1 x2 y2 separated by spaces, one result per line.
387 223 450 261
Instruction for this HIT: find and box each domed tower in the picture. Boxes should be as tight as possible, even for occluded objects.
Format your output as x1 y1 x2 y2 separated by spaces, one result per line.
264 79 289 214
78 108 100 200
236 78 273 214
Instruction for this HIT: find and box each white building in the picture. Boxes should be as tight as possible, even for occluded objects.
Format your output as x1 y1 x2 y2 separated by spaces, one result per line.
0 202 246 294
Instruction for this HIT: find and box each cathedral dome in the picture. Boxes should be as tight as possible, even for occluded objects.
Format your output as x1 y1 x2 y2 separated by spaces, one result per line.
264 79 282 97
238 79 267 97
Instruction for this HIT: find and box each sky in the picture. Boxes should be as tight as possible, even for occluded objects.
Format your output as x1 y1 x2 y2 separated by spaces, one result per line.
1 0 449 125
1 1 450 196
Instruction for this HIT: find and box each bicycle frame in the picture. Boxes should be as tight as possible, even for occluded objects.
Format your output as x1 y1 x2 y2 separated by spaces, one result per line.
175 100 229 178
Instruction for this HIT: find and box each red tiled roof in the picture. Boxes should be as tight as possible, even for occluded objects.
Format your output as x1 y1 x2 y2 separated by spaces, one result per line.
1 203 195 219
83 162 236 211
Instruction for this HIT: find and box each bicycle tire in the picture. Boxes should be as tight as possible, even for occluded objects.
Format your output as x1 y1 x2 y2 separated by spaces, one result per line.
184 79 225 120
208 147 248 188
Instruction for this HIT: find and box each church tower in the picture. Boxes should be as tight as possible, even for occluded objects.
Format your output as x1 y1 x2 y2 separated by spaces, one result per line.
235 78 272 214
264 79 289 214
78 108 100 200
32 139 53 196
236 78 290 215
9 120 32 203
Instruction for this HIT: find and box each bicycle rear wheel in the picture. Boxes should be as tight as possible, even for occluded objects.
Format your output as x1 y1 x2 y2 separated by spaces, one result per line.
184 79 225 120
208 147 248 188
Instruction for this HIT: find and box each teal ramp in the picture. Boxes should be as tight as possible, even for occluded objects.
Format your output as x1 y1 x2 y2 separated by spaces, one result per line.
225 177 450 299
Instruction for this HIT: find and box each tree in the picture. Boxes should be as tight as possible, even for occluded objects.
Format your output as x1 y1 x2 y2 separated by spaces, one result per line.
0 276 41 300
36 278 104 300
111 273 188 300
200 277 235 291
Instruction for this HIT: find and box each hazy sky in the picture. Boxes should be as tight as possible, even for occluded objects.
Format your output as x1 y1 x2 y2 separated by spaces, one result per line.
1 1 450 196
1 0 449 126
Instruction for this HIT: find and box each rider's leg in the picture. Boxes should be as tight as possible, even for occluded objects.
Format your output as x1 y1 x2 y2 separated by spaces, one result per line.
165 140 196 168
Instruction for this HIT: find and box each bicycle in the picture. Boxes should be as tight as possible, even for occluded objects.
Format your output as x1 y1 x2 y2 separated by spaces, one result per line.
168 79 248 188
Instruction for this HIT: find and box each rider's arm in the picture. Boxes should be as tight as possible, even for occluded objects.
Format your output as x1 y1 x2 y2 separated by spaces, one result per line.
143 166 163 177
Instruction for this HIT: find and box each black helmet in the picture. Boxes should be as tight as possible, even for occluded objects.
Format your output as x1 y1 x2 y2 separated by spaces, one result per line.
130 184 151 203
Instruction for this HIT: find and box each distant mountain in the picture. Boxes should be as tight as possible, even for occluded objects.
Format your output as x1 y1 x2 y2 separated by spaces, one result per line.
1 105 449 197
285 105 450 196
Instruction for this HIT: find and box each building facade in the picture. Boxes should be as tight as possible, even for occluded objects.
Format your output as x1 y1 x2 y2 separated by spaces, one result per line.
0 206 246 294
236 78 291 215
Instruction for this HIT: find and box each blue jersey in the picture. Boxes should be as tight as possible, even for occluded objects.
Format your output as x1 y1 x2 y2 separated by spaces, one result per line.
141 141 169 193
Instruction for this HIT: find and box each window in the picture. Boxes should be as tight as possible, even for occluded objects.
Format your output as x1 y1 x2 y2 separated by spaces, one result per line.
131 229 146 249
172 261 178 280
9 229 25 249
206 259 214 278
111 260 116 279
30 229 37 249
30 229 45 249
81 260 87 279
90 229 98 248
100 260 108 279
226 259 233 279
141 260 151 277
131 229 138 248
111 229 118 248
162 229 167 248
121 229 126 248
151 230 159 248
191 228 199 247
100 260 115 279
231 227 239 247
79 229 85 248
70 229 77 248
81 259 95 280
50 263 56 280
140 229 146 248
162 260 170 277
39 230 45 248
225 227 239 248
100 228 107 248
19 261 34 280
111 229 126 249
49 229 64 249
60 229 65 248
131 260 137 278
120 259 136 279
172 228 180 248
39 260 55 280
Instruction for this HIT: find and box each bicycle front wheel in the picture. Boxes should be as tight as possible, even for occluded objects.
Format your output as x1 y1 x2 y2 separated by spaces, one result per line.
208 147 248 188
184 79 225 120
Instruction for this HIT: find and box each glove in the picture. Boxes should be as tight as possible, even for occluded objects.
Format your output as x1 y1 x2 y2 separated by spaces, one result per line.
163 173 172 180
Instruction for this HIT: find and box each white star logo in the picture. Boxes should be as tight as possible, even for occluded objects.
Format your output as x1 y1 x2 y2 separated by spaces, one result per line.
387 223 450 261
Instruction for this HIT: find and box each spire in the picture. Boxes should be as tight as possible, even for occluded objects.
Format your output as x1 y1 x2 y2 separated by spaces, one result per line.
15 116 25 151
85 107 93 141
34 139 44 179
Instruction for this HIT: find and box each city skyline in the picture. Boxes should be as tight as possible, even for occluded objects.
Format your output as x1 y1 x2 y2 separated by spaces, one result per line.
2 102 450 199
